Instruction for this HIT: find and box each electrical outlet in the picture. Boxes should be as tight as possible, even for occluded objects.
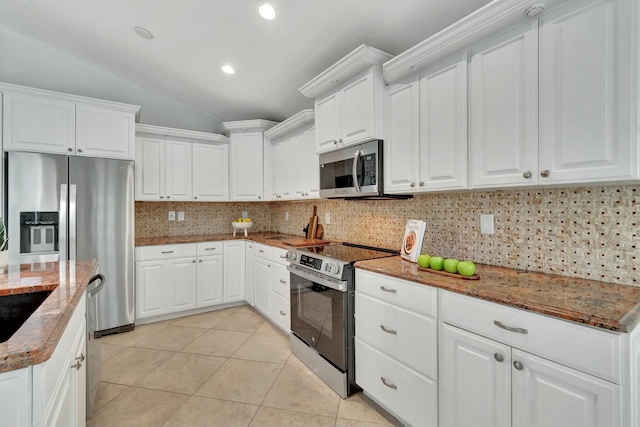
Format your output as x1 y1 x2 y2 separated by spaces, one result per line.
168 211 175 221
480 214 494 235
178 211 185 221
285 212 289 221
242 211 248 220
325 212 331 225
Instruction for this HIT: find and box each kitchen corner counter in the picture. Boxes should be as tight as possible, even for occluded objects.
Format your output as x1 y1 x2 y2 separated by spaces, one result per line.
135 232 330 250
0 259 98 373
355 256 640 333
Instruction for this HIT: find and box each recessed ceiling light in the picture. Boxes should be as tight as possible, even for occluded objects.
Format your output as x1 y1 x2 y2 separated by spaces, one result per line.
256 1 276 20
134 26 154 40
221 65 235 75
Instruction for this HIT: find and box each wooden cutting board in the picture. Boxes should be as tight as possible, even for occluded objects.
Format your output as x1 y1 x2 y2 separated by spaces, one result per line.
308 205 318 239
282 239 331 247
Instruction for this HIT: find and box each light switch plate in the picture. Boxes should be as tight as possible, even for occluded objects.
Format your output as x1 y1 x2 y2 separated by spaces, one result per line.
168 211 175 221
242 211 248 220
285 212 289 221
325 212 331 225
480 214 494 235
178 211 185 221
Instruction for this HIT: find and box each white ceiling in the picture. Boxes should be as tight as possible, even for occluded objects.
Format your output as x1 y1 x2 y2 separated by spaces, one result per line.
0 0 491 123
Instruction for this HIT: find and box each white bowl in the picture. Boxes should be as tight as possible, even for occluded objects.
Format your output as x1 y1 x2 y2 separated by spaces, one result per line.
232 221 253 230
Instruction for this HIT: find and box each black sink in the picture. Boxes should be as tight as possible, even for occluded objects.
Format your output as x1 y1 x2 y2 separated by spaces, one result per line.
0 290 53 343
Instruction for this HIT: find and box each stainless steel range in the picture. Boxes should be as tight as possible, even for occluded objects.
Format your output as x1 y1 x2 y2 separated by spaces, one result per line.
286 242 397 398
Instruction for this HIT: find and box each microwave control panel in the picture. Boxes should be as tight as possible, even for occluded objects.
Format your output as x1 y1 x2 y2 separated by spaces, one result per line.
363 154 376 185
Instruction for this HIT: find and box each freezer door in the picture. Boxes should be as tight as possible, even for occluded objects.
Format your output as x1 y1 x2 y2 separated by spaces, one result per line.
7 152 69 265
70 156 135 331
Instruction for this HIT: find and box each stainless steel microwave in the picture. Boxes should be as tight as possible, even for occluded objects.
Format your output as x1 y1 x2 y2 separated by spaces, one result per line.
319 140 386 199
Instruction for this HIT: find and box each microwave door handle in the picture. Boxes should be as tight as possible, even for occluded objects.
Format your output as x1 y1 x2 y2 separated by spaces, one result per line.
352 150 363 193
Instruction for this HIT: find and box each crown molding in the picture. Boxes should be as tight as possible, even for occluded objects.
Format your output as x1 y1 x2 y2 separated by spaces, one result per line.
215 119 279 136
135 123 229 143
264 109 315 140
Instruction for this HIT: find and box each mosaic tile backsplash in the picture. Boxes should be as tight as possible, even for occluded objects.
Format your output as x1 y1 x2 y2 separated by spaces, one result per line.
136 184 639 287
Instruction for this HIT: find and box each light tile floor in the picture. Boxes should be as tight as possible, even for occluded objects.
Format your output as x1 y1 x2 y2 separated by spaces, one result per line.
89 305 402 427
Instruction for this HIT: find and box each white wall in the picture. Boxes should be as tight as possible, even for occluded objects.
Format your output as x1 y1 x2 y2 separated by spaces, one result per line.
0 27 227 132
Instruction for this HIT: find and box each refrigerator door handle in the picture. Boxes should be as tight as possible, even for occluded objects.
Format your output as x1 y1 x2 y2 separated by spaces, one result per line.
69 184 77 261
60 184 68 262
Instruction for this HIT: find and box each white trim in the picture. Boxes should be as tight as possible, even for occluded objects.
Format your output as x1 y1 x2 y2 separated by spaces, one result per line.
135 123 229 143
0 81 141 120
383 0 568 84
216 119 279 135
299 44 394 98
264 109 315 140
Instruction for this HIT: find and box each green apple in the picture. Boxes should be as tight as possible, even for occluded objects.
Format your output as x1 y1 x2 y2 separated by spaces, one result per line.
429 256 445 271
417 254 431 268
458 261 476 276
444 258 460 274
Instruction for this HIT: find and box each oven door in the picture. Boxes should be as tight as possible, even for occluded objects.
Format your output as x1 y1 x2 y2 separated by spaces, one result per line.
289 265 348 371
319 140 381 198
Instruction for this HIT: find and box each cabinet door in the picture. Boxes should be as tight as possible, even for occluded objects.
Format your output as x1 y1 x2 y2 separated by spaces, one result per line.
315 92 340 153
136 260 167 319
419 54 468 191
223 240 246 303
253 257 271 317
271 292 290 333
276 138 292 200
539 0 638 183
383 77 420 193
270 141 280 200
3 91 75 154
229 131 264 201
341 72 376 146
0 368 31 427
440 323 511 427
305 128 320 198
166 258 197 313
512 349 620 427
197 254 224 308
76 103 135 160
71 323 87 427
290 134 306 199
470 22 539 188
135 136 165 201
193 142 228 201
164 139 193 201
245 242 255 306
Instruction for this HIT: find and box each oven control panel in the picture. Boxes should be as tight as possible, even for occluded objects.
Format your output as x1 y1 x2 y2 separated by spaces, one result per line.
299 254 323 270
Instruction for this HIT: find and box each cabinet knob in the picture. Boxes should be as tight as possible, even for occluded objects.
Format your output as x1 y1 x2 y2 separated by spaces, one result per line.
167 195 171 199
67 148 73 152
258 196 261 200
513 360 524 371
410 182 416 187
540 169 550 178
280 310 286 316
334 140 338 145
160 195 164 199
192 259 196 263
198 259 203 263
523 171 532 179
419 181 424 186
194 196 198 200
77 148 83 153
268 264 271 268
339 139 343 144
494 353 504 363
76 353 85 362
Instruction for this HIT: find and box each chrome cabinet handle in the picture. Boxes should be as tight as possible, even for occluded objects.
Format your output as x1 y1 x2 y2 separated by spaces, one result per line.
280 279 287 284
380 286 397 293
410 182 415 187
494 353 504 363
77 148 83 153
523 171 532 179
67 148 73 152
540 169 550 178
513 360 524 371
161 251 174 254
380 325 397 335
494 320 528 335
259 250 265 253
279 255 287 259
280 310 286 316
380 377 397 390
70 360 82 370
76 353 85 362
205 248 216 251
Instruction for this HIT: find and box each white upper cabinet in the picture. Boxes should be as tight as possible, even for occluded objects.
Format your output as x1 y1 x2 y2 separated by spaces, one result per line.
384 54 468 194
470 21 539 189
264 110 317 200
299 45 393 154
538 0 638 184
76 103 135 159
2 84 139 159
135 124 229 202
229 131 265 201
193 142 228 201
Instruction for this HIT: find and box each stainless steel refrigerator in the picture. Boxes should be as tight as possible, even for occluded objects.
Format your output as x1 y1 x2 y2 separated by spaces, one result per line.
6 151 135 333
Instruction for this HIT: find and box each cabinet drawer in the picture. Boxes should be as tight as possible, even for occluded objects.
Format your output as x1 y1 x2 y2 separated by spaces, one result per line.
355 269 437 318
271 263 290 299
271 247 289 266
271 292 290 333
136 243 196 261
253 244 271 260
440 290 622 384
355 293 436 379
196 241 223 256
355 338 438 427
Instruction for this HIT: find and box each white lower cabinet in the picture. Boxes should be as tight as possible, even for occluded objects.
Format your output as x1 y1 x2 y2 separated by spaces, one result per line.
223 241 246 303
253 256 271 317
197 252 224 308
166 257 197 312
245 242 255 306
250 243 290 332
440 290 622 427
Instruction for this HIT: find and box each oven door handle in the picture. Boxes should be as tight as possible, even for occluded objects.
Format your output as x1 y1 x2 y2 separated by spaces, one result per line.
287 265 347 292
